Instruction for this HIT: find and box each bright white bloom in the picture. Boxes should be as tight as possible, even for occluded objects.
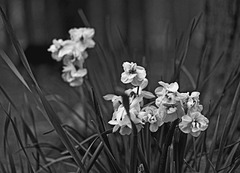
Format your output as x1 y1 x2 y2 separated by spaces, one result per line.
69 28 95 50
154 81 185 122
121 62 146 86
107 96 144 135
125 79 155 99
179 111 209 137
139 106 164 132
48 39 64 61
155 81 179 96
58 40 90 59
48 27 96 87
103 94 122 111
62 62 87 87
186 92 203 113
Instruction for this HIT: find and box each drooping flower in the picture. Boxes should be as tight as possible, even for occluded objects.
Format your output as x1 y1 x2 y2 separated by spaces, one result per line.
121 62 146 86
179 111 209 137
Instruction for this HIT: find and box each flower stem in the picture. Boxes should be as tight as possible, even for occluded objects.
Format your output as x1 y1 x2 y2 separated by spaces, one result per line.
159 119 179 173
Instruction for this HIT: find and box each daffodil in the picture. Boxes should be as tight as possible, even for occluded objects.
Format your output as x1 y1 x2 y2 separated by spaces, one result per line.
62 62 87 87
125 79 155 99
179 111 209 137
121 62 146 86
139 106 164 132
158 81 179 93
69 28 95 50
48 39 64 61
103 94 122 111
107 96 144 135
154 81 187 122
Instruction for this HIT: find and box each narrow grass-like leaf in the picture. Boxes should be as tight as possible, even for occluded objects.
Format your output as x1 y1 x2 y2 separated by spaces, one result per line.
222 137 240 173
63 126 108 172
198 52 224 90
20 114 52 172
183 159 197 172
180 65 196 89
78 9 91 27
17 142 62 154
86 142 104 172
7 150 16 173
0 7 40 90
210 66 240 116
46 94 86 123
3 105 11 157
0 51 31 92
196 44 208 89
196 132 206 172
173 13 202 82
204 107 221 173
1 104 35 172
19 154 25 173
137 144 150 173
78 9 117 92
173 129 187 173
0 85 18 110
81 137 99 165
35 155 74 173
206 158 217 173
159 119 179 173
35 89 87 173
122 94 138 173
86 83 114 157
228 156 240 173
91 120 123 173
63 125 85 141
216 79 240 170
88 83 106 133
0 161 7 173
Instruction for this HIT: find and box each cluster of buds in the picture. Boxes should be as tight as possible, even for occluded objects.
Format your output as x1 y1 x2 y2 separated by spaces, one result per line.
48 28 95 86
104 62 209 137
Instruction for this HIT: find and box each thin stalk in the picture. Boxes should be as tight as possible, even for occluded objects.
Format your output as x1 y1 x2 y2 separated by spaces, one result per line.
159 119 179 173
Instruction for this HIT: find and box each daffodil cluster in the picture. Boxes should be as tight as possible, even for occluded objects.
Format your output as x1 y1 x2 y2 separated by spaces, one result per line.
104 61 209 137
48 28 95 87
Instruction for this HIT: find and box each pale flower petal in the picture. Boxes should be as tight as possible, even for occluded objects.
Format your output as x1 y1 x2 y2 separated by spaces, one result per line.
121 62 146 86
179 111 209 137
120 126 132 135
168 82 179 92
141 91 155 99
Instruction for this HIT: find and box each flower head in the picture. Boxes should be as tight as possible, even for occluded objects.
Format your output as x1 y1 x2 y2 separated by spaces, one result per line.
48 39 64 61
48 27 96 87
69 28 95 50
121 62 146 86
139 106 164 132
62 62 87 87
125 79 155 100
107 96 144 135
103 94 122 111
179 111 209 137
